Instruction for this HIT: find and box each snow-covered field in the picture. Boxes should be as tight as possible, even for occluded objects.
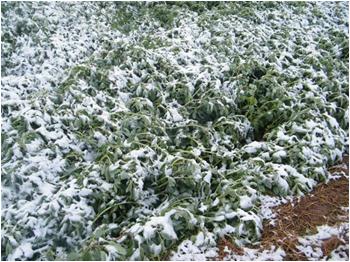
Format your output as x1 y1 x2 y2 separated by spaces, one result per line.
1 2 349 260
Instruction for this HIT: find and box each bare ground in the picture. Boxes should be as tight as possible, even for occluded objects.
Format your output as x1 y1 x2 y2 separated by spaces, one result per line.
218 155 349 261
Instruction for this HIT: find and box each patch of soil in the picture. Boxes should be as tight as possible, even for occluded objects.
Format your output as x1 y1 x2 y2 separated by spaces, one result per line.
321 236 345 257
261 155 349 260
218 155 349 261
216 238 244 260
261 176 348 260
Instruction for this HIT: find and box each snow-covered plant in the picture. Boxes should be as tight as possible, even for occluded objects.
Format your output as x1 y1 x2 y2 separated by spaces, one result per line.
1 1 348 260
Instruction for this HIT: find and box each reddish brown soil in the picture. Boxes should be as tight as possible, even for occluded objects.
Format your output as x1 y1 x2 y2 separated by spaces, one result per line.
261 176 348 260
321 236 345 257
216 238 244 260
218 155 349 261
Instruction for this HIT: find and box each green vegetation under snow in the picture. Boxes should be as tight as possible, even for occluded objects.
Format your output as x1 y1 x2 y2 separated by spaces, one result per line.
1 1 349 260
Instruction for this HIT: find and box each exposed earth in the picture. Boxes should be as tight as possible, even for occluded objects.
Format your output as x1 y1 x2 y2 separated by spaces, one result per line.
217 156 349 261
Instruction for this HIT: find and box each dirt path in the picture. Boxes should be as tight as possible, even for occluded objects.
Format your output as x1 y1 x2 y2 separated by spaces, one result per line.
218 155 349 261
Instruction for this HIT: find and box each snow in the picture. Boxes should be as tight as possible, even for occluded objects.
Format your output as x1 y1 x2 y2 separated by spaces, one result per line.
1 1 348 261
170 237 286 261
275 175 290 193
54 136 70 149
292 123 308 134
170 232 218 261
272 150 287 162
296 223 349 261
258 194 293 225
149 243 162 256
26 139 43 153
237 209 262 232
212 198 220 207
170 239 218 261
129 248 141 261
8 243 34 260
219 224 236 236
93 131 107 146
244 141 265 154
126 149 146 159
198 203 208 213
143 210 178 240
203 171 212 184
223 245 286 261
166 107 184 123
39 183 56 196
240 195 253 210
171 221 348 261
